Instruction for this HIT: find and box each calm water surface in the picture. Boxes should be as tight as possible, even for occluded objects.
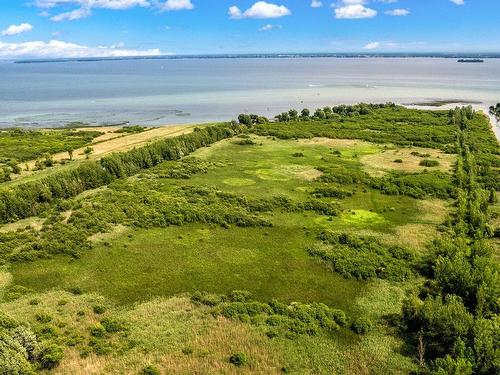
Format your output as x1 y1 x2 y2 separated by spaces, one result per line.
0 57 499 136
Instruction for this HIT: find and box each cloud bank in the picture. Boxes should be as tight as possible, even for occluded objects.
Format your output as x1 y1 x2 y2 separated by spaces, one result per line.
0 39 162 59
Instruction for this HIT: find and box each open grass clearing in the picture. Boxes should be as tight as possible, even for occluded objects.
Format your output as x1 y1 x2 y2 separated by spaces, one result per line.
361 147 456 177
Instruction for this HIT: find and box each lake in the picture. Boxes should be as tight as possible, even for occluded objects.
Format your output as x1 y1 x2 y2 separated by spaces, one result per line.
0 57 499 136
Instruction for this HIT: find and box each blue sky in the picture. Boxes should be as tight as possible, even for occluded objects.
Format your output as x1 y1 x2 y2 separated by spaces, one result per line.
0 0 498 58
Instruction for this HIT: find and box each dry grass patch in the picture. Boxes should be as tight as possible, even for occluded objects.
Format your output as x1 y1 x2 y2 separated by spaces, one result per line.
20 125 197 175
88 224 128 243
298 138 367 148
361 147 455 177
394 224 439 252
280 164 323 181
0 217 45 233
417 199 448 224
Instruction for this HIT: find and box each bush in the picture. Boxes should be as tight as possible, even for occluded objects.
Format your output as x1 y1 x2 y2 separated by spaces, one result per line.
92 305 106 314
227 290 252 303
351 317 373 335
0 311 18 329
141 365 160 375
90 323 106 338
68 287 83 295
292 152 304 157
0 330 36 375
35 313 52 324
229 352 248 367
236 139 256 146
394 159 403 163
420 159 440 167
11 326 38 360
38 343 64 369
101 317 125 333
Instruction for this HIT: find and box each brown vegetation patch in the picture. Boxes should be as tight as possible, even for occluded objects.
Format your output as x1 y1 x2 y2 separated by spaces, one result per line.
0 217 45 233
298 137 365 148
88 224 128 243
417 199 448 224
361 147 455 177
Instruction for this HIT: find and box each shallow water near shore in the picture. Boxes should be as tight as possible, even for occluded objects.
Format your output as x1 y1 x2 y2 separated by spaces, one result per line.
0 57 499 137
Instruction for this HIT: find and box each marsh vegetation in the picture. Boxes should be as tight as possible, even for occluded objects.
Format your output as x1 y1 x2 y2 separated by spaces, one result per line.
0 105 498 374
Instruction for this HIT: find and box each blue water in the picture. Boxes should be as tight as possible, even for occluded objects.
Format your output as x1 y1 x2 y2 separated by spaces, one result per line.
0 57 499 131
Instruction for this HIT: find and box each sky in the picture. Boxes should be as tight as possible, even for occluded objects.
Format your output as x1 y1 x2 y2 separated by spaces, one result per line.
0 0 499 58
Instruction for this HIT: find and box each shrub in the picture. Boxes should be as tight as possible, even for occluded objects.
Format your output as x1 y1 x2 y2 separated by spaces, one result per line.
141 365 160 375
420 159 440 167
38 343 64 369
229 352 248 367
11 326 38 360
68 287 83 295
351 317 373 335
0 330 36 375
0 311 17 329
235 139 256 146
292 152 304 157
35 313 52 324
430 355 473 375
92 305 106 314
227 290 252 303
394 159 403 163
90 323 106 338
101 317 125 333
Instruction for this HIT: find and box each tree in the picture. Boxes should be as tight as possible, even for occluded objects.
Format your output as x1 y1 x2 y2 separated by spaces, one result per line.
237 114 252 126
68 149 74 161
314 109 326 120
488 103 500 123
288 109 298 121
301 108 310 119
83 147 94 159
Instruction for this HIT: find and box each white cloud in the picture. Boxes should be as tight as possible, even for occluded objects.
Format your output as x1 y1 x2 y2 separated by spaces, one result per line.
385 8 409 16
157 0 194 11
51 7 91 21
1 23 34 36
335 4 377 19
35 0 192 21
364 41 380 49
35 0 150 10
229 2 291 19
0 39 163 59
259 24 273 31
228 6 242 18
311 0 323 8
450 0 465 5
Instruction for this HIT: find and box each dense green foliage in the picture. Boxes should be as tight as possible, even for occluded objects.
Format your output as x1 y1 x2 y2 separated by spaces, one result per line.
309 232 415 281
192 291 348 339
0 124 239 224
0 310 63 373
401 107 500 374
0 129 102 182
1 105 497 374
253 104 458 151
0 129 101 163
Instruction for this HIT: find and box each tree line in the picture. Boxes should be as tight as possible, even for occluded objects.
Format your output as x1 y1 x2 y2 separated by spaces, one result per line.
0 124 240 224
400 107 499 374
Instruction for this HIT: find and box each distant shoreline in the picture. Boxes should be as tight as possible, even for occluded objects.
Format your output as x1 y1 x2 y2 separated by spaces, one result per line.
11 53 500 64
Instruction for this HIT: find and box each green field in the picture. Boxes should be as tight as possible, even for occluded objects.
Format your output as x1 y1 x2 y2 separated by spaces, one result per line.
1 104 498 374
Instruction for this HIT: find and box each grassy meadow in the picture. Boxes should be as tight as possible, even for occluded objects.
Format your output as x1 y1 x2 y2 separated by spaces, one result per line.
0 104 498 374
